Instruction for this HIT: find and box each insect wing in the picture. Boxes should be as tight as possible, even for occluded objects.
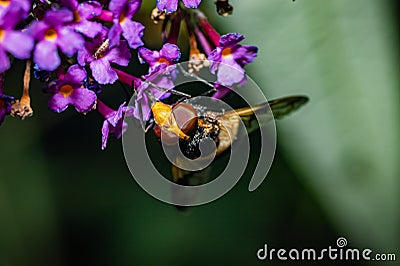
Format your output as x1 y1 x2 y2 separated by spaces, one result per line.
268 96 309 120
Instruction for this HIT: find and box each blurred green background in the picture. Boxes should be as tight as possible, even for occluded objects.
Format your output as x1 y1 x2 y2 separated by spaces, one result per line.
0 0 398 265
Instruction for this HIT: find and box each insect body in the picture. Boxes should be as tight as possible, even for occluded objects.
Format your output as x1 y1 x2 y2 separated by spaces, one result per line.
151 95 308 177
151 101 190 140
149 95 308 210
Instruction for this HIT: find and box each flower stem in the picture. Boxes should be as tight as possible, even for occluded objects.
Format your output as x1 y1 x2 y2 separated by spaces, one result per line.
166 10 182 45
96 99 114 118
11 60 33 120
194 26 212 55
192 10 220 47
113 68 141 89
96 10 114 22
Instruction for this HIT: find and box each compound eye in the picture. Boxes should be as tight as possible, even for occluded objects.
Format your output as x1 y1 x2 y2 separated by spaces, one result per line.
172 102 198 134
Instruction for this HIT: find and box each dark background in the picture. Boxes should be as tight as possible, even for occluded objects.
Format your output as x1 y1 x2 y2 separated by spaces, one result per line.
0 0 398 265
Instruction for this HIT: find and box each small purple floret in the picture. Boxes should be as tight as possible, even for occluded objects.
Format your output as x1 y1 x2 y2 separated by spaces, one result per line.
46 65 97 113
97 100 133 150
77 28 131 84
108 0 144 49
156 0 201 13
208 33 258 86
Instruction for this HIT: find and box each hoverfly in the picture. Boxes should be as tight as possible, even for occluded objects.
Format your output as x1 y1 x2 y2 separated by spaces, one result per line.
149 95 309 183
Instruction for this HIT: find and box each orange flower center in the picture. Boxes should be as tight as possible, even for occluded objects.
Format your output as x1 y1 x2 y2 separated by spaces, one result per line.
0 0 10 8
59 84 74 97
221 47 232 58
73 10 81 23
119 13 127 24
0 29 4 42
157 57 170 65
44 28 58 41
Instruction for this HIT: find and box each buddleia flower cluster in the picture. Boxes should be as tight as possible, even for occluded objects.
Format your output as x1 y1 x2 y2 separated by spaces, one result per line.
0 0 258 149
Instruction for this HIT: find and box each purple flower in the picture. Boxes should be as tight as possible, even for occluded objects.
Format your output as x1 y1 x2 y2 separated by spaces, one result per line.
133 64 174 121
138 43 180 72
208 33 258 86
0 0 30 19
46 64 97 113
134 44 181 120
108 0 144 49
0 81 13 126
97 100 133 150
0 6 34 73
28 9 84 71
156 0 201 13
60 0 103 38
77 28 131 84
212 83 231 99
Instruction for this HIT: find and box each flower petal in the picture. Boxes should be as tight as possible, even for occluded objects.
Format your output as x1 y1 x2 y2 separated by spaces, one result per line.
219 33 245 47
109 119 127 139
217 58 245 86
60 0 78 10
159 43 180 62
126 0 142 17
109 0 126 16
107 102 125 126
133 93 151 121
182 0 201 8
78 1 102 19
74 20 103 38
69 88 97 113
138 47 159 65
105 40 130 66
121 20 144 49
44 9 74 26
212 83 231 99
26 21 48 41
77 41 95 65
64 64 87 85
57 27 84 56
232 45 258 67
90 59 118 84
207 48 221 74
48 93 70 113
101 120 110 150
108 23 123 48
156 0 178 13
0 48 11 73
3 30 33 59
0 5 26 29
33 41 60 71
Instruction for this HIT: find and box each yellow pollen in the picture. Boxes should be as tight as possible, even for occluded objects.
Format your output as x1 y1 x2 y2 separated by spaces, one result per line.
221 47 232 58
0 0 10 7
119 13 127 24
44 28 58 41
59 84 74 97
73 10 81 23
157 57 170 65
0 29 4 42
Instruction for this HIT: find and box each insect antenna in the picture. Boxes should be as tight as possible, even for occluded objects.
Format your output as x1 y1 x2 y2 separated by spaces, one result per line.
177 63 215 90
199 86 218 96
140 75 192 98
